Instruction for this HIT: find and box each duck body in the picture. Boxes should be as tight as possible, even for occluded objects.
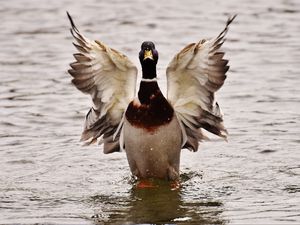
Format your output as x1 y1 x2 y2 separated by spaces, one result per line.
124 114 181 180
67 13 235 181
124 42 182 180
124 80 182 180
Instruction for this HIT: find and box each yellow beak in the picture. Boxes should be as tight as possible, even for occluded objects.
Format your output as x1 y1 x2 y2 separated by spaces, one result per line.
144 49 153 60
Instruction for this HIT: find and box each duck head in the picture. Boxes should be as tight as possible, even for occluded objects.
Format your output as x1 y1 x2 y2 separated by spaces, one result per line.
139 41 158 79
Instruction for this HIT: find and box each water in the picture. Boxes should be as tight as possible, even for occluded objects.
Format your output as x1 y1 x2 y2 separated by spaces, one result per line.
0 0 300 224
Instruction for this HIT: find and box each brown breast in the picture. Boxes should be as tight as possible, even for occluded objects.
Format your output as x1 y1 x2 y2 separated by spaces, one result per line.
125 84 174 132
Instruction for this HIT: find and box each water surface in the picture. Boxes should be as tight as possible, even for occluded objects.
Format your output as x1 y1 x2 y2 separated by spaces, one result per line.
0 0 300 224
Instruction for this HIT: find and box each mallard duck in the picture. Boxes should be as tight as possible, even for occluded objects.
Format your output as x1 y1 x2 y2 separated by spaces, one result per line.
67 12 235 181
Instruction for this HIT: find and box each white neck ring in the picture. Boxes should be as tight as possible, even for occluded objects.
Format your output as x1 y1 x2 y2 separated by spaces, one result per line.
141 78 157 82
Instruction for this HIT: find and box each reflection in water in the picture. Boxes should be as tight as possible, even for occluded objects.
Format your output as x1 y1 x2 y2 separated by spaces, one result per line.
89 180 226 225
126 182 183 224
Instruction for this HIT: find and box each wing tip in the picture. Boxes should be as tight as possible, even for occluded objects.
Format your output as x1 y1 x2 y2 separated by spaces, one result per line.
227 14 237 26
66 11 77 30
217 14 237 40
66 11 83 41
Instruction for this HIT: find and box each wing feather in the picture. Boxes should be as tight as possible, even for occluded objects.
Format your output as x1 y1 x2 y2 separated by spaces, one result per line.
67 12 137 153
167 15 236 151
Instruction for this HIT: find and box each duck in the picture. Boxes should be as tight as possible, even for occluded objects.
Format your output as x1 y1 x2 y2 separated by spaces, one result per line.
67 12 236 181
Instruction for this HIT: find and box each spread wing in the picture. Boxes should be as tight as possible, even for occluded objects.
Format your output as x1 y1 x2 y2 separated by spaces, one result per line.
166 15 236 151
67 12 137 153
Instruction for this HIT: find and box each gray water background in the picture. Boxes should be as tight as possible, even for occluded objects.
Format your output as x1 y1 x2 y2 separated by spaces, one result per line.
0 0 300 224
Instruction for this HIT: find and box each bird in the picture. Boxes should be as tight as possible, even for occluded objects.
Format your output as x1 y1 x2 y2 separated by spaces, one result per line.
67 12 236 181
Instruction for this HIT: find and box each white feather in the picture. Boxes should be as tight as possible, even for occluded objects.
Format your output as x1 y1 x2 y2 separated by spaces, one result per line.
166 15 236 150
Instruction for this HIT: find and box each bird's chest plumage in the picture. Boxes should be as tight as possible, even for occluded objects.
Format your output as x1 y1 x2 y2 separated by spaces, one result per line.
123 81 182 179
125 82 174 132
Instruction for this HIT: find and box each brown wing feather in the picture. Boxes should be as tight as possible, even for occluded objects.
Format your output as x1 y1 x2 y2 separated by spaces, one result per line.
167 15 236 151
67 12 137 153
